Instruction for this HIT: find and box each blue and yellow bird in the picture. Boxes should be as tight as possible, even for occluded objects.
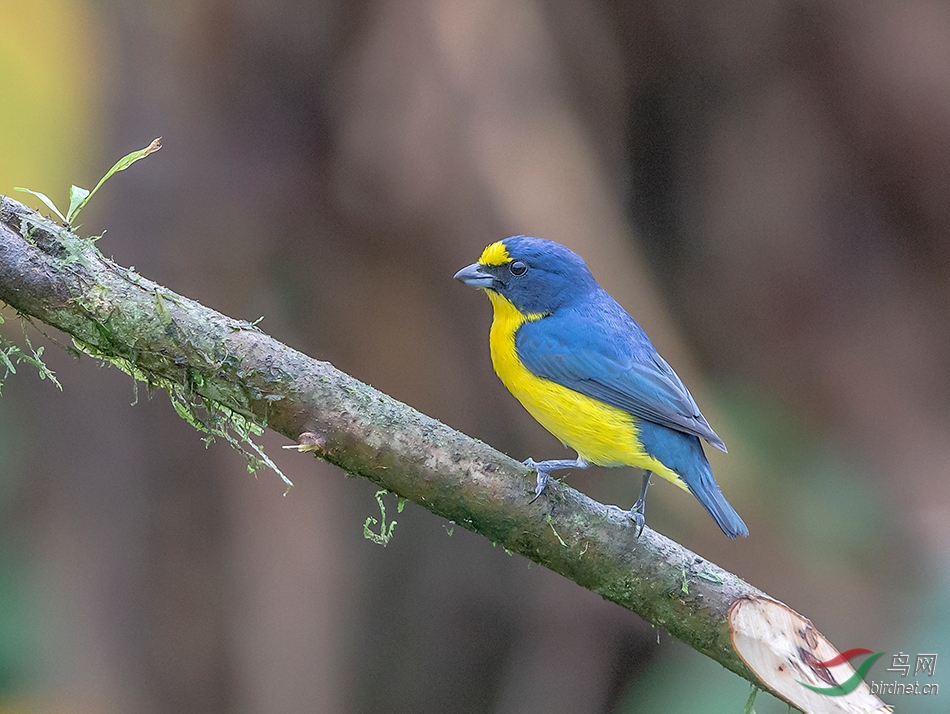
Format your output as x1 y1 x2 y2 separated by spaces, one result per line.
454 236 748 539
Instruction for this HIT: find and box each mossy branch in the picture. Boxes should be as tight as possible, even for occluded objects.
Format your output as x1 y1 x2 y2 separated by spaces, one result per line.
0 196 890 713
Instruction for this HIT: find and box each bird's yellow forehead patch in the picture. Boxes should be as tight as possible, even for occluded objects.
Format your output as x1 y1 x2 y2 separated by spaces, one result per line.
479 241 511 266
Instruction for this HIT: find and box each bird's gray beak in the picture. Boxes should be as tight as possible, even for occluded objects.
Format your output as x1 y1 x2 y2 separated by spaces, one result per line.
453 262 495 288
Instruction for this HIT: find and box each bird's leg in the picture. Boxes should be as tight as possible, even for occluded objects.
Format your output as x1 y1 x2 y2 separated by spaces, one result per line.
628 471 651 536
524 456 590 502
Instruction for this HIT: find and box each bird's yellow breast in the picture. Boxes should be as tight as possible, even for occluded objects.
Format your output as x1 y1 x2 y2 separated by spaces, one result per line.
485 291 685 488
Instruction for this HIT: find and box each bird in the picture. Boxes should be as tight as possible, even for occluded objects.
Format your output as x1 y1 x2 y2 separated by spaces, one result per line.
454 236 748 539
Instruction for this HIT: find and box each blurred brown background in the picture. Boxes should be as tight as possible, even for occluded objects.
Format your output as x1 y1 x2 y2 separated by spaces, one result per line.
2 0 949 712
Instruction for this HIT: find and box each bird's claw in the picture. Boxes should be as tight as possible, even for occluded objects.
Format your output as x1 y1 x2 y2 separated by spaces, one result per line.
628 500 646 538
529 469 549 503
629 509 645 538
524 456 588 503
625 472 650 538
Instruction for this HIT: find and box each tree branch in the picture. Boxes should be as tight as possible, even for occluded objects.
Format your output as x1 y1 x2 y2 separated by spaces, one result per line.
0 196 890 713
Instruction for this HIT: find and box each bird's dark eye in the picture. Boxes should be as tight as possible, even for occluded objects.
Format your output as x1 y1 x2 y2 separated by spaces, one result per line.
509 260 528 276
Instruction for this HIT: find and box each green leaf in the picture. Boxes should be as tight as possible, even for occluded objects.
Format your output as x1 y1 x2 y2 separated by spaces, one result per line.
13 138 161 228
68 137 162 225
0 347 16 376
13 187 67 223
66 185 90 223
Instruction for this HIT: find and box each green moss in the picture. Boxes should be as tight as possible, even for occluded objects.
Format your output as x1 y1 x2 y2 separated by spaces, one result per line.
66 329 292 492
0 315 61 394
363 490 401 546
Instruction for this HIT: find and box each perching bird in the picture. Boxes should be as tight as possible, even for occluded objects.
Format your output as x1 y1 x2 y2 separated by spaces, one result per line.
454 236 748 539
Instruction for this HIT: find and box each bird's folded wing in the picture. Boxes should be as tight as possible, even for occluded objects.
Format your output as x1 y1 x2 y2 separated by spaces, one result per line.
516 315 727 452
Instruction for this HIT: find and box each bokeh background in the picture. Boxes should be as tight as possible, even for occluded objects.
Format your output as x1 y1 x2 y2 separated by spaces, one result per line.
2 1 949 712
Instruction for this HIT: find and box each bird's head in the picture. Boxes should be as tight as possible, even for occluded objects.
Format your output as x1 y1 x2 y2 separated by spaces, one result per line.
454 236 596 315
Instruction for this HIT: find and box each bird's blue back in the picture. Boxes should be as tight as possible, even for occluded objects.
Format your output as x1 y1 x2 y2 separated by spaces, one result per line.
460 235 747 538
514 284 727 452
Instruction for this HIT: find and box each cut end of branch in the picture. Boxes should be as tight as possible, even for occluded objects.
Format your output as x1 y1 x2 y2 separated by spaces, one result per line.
730 596 892 713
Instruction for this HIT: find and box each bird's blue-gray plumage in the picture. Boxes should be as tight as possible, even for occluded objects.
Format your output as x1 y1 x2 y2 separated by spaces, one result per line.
515 300 728 452
456 235 748 539
634 419 748 539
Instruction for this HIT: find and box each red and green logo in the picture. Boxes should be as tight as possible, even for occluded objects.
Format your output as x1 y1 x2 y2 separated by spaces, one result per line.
797 648 884 696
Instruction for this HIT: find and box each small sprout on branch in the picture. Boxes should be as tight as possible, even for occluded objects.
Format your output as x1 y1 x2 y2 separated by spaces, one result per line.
15 138 162 229
363 489 402 546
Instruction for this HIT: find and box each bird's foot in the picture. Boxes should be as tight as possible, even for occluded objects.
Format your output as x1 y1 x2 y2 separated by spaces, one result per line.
523 456 589 503
627 472 651 538
524 460 550 503
627 501 646 538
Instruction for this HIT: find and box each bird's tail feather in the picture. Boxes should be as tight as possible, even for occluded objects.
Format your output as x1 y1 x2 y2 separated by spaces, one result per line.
687 464 749 539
